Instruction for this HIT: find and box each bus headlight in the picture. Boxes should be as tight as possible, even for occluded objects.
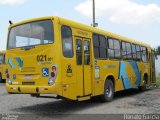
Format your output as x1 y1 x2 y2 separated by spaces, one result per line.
8 79 12 85
48 78 54 85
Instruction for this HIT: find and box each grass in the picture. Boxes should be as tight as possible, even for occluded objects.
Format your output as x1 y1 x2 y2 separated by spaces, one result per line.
156 76 160 86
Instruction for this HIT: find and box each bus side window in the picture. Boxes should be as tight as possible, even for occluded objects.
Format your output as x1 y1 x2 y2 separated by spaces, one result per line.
108 38 114 58
114 39 121 58
93 34 100 59
122 42 132 60
136 45 141 61
93 34 107 59
108 38 121 59
146 48 149 62
61 26 73 58
132 44 137 59
99 35 107 58
76 39 82 65
126 42 132 59
141 47 148 62
122 42 127 59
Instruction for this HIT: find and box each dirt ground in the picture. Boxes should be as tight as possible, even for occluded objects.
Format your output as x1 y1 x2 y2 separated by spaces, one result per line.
0 83 160 120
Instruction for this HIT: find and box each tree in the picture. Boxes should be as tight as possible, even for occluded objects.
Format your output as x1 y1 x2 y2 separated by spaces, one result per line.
156 46 160 55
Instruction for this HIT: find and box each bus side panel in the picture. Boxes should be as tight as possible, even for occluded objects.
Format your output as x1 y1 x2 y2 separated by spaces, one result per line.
137 53 151 86
140 62 151 85
93 60 123 96
0 64 6 80
2 64 6 79
61 59 77 100
119 61 143 89
121 61 136 89
60 26 77 100
139 48 151 86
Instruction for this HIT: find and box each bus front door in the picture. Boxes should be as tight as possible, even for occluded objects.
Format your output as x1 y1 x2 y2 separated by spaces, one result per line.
75 37 92 97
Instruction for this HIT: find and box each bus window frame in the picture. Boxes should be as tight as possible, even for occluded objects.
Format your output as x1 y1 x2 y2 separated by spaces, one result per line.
7 19 54 50
135 44 142 62
99 35 107 59
76 39 83 65
61 25 74 58
92 33 108 60
121 41 133 61
107 37 121 60
141 46 149 63
131 43 137 60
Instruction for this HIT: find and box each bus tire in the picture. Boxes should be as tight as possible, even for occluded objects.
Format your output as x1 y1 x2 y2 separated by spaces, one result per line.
100 79 114 102
0 73 2 83
139 75 148 91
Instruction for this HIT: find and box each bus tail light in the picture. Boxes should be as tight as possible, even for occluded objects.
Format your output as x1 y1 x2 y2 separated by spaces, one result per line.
52 66 57 72
6 74 12 85
6 73 10 79
48 65 58 86
51 72 55 78
6 68 12 85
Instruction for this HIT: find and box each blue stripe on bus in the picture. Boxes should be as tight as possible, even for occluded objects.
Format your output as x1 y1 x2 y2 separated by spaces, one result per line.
129 61 141 86
119 61 132 89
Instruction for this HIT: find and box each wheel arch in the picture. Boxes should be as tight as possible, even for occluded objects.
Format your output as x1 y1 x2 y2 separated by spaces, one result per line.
143 73 148 84
105 75 115 91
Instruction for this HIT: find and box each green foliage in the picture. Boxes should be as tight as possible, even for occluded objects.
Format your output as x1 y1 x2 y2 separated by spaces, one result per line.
156 46 160 55
156 76 160 86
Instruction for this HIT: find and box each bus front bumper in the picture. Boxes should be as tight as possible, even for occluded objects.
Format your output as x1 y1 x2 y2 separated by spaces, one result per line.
6 83 61 94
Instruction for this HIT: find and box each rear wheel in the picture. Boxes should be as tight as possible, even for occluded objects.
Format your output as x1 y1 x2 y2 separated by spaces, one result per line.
139 75 148 91
100 79 114 102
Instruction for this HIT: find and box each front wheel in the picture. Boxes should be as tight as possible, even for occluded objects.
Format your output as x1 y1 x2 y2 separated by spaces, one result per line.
100 80 114 102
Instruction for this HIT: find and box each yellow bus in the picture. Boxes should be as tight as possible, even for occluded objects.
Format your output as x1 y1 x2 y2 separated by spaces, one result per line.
6 16 156 101
0 51 6 83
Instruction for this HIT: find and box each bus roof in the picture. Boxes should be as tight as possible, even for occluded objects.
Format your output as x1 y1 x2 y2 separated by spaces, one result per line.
9 16 151 49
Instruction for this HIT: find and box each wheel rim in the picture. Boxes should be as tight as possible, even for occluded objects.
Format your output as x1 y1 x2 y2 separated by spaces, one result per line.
143 79 147 86
105 86 112 98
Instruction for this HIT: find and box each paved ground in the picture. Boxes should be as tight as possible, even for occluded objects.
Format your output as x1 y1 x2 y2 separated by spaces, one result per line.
0 83 160 120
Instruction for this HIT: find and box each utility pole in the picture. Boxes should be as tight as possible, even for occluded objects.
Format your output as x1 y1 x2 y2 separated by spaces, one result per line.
93 0 95 27
92 0 98 27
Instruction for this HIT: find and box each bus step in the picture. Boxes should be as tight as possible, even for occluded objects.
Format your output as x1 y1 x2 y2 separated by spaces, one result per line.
77 95 91 101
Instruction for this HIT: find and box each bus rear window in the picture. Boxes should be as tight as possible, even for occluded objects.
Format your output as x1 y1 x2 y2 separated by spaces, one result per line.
8 20 54 49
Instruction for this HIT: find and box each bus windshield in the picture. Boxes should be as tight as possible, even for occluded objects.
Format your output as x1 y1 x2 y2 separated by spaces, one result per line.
0 54 5 64
8 20 54 49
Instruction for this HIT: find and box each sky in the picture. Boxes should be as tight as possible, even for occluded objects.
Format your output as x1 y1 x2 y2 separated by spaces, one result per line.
0 0 160 50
